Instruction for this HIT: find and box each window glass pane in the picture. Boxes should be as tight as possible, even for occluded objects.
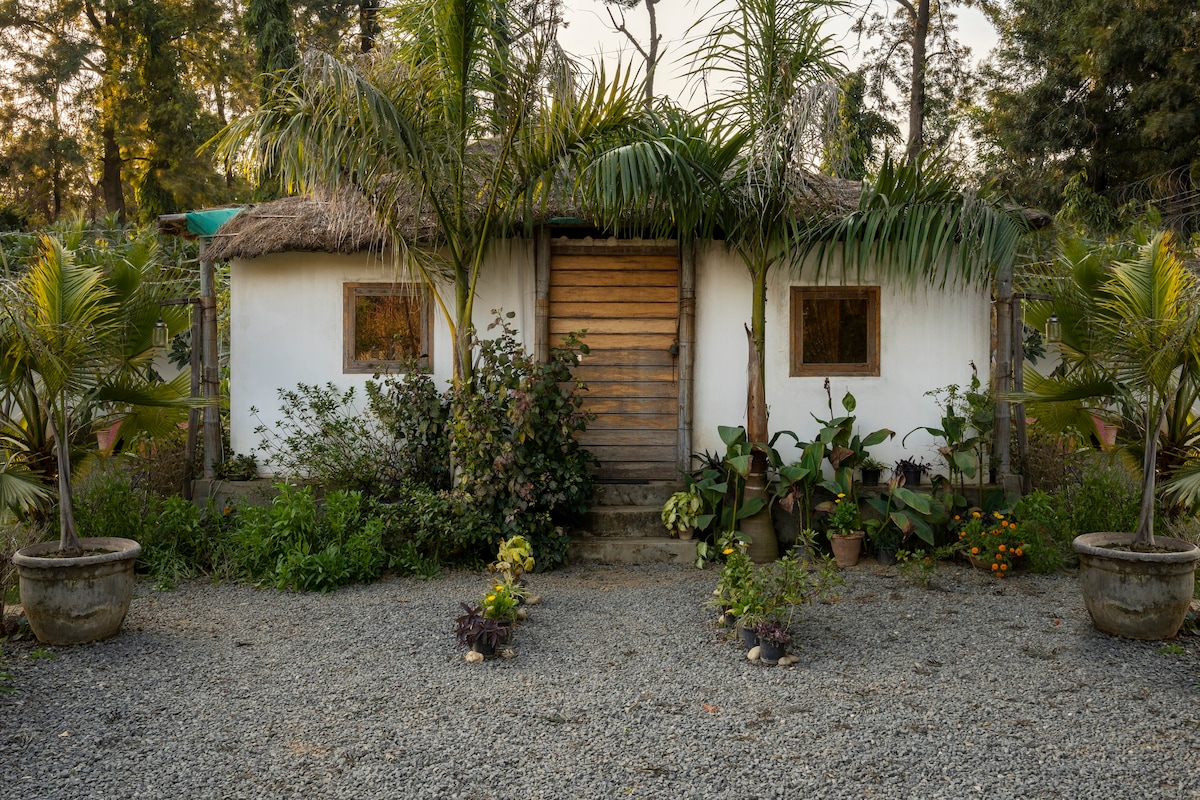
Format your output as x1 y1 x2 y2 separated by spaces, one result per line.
354 293 422 361
802 296 869 364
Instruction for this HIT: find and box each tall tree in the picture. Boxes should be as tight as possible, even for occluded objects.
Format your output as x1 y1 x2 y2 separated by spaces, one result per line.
973 0 1200 218
853 0 979 162
600 0 662 107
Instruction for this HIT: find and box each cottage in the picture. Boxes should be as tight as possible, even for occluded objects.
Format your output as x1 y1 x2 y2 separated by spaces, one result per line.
201 193 993 490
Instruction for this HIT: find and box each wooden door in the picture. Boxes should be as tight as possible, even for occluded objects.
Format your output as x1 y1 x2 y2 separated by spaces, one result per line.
550 250 680 481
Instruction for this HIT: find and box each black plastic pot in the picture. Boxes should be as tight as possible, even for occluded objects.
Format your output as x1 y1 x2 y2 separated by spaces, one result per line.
861 468 882 487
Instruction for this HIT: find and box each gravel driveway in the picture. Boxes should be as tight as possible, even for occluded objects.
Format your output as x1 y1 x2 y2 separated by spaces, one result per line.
2 562 1198 799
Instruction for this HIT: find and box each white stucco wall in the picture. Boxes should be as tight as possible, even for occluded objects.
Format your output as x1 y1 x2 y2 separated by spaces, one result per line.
228 242 533 459
229 239 992 478
692 242 992 475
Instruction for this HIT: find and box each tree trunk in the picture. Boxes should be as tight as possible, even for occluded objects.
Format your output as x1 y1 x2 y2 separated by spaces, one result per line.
904 0 930 163
48 404 81 555
1132 397 1165 550
100 123 125 221
360 0 380 53
643 0 660 107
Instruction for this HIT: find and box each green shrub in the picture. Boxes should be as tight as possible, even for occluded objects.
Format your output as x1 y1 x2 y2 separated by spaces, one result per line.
373 482 496 575
1053 454 1141 538
449 314 595 570
231 484 387 592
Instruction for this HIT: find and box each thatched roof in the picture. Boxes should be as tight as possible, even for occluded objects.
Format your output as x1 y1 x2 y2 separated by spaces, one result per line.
199 175 1046 262
201 173 867 261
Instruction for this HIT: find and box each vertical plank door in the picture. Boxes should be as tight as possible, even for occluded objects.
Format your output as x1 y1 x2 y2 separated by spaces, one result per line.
549 251 680 481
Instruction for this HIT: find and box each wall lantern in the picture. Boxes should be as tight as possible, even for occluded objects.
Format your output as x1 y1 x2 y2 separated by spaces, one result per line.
1045 313 1061 344
153 318 169 351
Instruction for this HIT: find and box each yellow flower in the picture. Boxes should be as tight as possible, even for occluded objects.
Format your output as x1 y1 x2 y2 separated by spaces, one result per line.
486 595 496 602
495 585 504 591
722 547 734 555
837 493 846 499
972 511 982 519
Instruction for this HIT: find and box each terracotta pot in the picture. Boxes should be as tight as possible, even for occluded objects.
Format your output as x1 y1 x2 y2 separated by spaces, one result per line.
1073 532 1200 640
829 531 864 567
13 537 141 645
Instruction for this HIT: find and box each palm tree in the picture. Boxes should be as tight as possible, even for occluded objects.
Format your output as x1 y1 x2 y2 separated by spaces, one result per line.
584 0 1024 559
1022 231 1200 549
0 227 193 550
213 0 647 385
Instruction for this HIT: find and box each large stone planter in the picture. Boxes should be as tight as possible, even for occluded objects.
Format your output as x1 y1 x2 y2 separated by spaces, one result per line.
1073 532 1200 640
12 537 141 645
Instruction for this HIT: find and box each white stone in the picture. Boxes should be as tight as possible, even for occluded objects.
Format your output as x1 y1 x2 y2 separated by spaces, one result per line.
747 646 761 661
465 650 484 664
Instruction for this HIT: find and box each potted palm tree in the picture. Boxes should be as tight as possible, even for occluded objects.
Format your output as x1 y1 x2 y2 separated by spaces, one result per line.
1024 231 1200 639
3 229 192 645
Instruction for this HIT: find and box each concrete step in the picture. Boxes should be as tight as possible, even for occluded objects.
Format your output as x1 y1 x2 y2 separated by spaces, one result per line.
576 505 667 537
593 482 682 507
569 535 697 565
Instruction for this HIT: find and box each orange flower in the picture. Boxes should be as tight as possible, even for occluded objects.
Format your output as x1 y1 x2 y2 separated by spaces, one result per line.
970 547 979 555
991 562 999 571
998 544 1007 552
1000 563 1008 571
1015 548 1024 557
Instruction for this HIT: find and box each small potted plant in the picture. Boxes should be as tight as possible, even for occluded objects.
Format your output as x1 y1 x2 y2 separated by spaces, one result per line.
817 492 863 567
859 456 887 487
894 457 931 488
752 617 792 664
661 486 704 540
954 510 1027 578
455 603 504 658
482 581 520 643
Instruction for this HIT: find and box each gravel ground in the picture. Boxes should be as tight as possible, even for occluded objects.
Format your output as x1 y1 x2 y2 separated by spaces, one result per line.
2 561 1198 800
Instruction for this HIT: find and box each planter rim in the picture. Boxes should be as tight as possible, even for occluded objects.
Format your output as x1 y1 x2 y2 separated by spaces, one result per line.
1072 532 1200 565
829 530 864 540
13 537 142 569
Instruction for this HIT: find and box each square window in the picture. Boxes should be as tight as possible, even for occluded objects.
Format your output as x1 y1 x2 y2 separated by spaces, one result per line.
790 286 880 376
343 283 430 373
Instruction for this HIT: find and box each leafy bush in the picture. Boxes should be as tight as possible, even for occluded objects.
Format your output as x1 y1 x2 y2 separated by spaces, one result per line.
372 482 496 575
1052 454 1142 539
230 484 387 592
252 384 403 497
366 372 451 490
449 314 595 570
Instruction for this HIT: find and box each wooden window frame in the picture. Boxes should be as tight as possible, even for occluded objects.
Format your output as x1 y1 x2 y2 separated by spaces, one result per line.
790 286 880 377
343 282 431 374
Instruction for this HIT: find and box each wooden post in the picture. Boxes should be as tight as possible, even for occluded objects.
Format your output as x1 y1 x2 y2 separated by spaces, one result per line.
183 299 201 499
994 260 1014 486
1012 296 1030 493
677 239 696 476
199 242 221 479
534 227 550 363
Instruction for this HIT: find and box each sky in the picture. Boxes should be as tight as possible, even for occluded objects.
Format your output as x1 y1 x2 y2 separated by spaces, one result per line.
556 0 1001 110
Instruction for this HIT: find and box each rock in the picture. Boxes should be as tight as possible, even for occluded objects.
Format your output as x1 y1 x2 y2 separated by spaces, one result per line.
499 648 516 659
747 646 761 661
465 651 484 664
516 608 528 622
524 594 542 606
778 655 796 666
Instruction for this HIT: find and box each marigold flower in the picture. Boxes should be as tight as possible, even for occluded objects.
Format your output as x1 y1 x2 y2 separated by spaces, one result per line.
971 547 979 555
959 531 966 539
998 544 1007 552
993 511 1003 519
991 562 999 570
954 515 961 521
1000 563 1008 571
1015 548 1024 557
